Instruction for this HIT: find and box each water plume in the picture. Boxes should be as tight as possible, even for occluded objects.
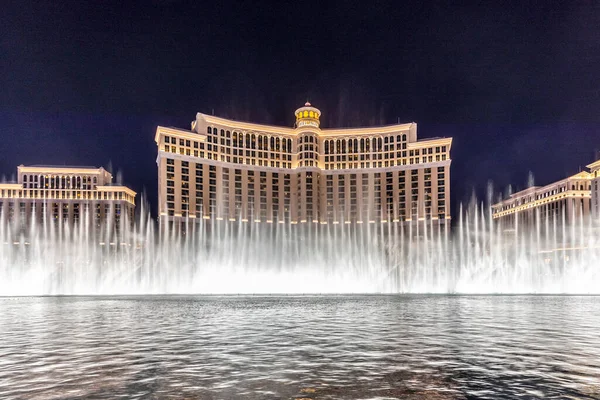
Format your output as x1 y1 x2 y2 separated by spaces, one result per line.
1 196 599 295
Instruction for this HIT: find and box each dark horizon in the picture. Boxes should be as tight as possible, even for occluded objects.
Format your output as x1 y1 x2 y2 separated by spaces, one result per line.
2 1 599 217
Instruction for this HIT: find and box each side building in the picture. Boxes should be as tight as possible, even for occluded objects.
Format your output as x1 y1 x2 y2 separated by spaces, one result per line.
154 103 452 228
587 159 600 220
0 165 136 235
491 171 592 227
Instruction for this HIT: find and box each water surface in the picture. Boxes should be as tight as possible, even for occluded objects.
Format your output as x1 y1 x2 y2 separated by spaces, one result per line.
1 295 599 399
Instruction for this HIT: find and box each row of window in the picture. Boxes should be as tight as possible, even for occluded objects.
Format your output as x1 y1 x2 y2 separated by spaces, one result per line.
496 181 593 212
206 128 295 153
164 143 447 170
324 136 409 154
164 160 445 185
193 129 447 157
493 198 592 221
324 154 448 170
0 202 133 222
324 148 447 162
0 189 134 203
21 175 100 190
163 162 447 220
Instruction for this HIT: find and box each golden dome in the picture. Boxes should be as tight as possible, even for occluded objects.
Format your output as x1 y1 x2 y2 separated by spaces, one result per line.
294 102 321 129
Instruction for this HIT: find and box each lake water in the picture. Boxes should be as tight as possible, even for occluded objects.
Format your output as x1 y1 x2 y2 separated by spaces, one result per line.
1 295 599 399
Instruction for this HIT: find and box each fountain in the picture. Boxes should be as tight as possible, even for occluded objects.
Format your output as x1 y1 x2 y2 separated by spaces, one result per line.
1 196 599 296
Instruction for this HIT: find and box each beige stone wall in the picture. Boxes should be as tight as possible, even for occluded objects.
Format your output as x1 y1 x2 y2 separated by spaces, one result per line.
492 172 593 226
156 114 452 226
590 167 600 219
0 166 136 231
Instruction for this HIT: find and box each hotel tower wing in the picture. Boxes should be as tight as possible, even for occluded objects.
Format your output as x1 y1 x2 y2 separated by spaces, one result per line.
0 165 136 232
154 103 452 226
491 171 592 227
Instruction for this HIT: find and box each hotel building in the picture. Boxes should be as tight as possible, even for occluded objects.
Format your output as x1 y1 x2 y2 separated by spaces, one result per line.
588 159 600 219
491 171 592 226
154 103 452 226
0 165 136 231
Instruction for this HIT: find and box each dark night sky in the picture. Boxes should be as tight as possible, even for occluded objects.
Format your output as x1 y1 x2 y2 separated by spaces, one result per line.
1 1 599 216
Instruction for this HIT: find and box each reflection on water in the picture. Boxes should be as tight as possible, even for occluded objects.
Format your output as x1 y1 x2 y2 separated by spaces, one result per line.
0 296 599 399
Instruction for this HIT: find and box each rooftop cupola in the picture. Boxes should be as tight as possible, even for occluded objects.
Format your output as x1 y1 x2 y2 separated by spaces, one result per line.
294 102 321 129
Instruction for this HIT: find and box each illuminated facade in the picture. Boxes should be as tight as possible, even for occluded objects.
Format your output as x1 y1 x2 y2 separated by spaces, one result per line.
154 103 452 226
0 165 136 230
588 159 600 219
491 171 592 226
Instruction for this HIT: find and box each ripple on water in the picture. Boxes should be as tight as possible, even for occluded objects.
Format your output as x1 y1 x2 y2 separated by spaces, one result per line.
0 295 599 399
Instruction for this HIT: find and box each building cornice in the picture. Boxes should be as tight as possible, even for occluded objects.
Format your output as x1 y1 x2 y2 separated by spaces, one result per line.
0 183 22 190
0 184 136 197
321 123 415 136
197 113 420 137
0 185 136 205
492 190 591 218
160 116 450 149
408 137 452 148
587 160 600 170
198 114 296 135
494 171 592 207
97 185 137 197
17 165 110 176
154 126 204 144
